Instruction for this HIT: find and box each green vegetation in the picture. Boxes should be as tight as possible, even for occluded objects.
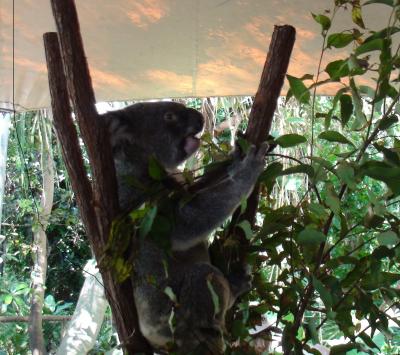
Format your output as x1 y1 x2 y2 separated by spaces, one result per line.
1 0 400 353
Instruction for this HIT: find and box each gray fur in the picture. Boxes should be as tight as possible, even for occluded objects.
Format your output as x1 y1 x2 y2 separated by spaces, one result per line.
102 102 266 354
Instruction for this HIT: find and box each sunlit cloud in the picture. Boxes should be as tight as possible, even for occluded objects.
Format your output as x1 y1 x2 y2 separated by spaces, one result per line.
145 69 192 93
3 55 47 73
207 29 267 66
244 17 269 45
127 0 169 29
197 60 256 95
90 68 131 90
297 27 316 40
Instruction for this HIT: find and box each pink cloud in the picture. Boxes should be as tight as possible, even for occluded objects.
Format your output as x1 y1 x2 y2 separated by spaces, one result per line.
244 17 269 45
145 69 192 92
127 0 168 29
90 68 131 90
3 55 47 73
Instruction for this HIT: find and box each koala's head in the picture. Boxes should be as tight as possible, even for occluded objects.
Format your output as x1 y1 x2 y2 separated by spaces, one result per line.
105 102 204 170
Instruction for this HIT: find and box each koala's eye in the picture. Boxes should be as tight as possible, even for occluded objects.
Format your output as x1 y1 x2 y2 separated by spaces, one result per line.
164 112 178 122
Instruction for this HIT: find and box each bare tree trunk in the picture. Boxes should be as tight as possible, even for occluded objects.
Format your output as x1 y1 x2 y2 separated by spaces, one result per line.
29 112 54 355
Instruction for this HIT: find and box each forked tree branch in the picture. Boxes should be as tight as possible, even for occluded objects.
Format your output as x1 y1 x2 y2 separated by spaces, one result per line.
44 0 152 352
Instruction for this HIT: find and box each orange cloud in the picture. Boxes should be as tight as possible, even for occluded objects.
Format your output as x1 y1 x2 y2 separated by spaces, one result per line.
297 27 316 40
90 68 131 90
127 0 168 29
244 17 269 45
197 60 256 95
3 55 47 73
207 29 267 66
145 69 192 93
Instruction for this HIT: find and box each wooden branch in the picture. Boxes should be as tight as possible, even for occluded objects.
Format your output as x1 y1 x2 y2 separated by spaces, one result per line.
43 29 151 354
43 32 99 247
246 26 296 145
243 25 296 224
229 25 296 264
49 0 119 238
0 315 72 323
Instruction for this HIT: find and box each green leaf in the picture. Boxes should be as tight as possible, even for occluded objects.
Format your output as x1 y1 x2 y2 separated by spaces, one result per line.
350 78 367 130
286 75 310 104
347 54 367 76
364 26 400 42
337 162 356 189
45 294 56 312
351 1 365 28
325 59 349 79
312 276 333 309
282 164 314 177
373 143 400 166
237 220 253 240
275 133 307 148
309 203 329 221
148 156 166 181
259 162 283 182
164 286 177 303
340 94 353 127
364 0 393 6
237 136 251 154
3 294 12 305
378 115 398 130
207 278 221 315
360 160 400 195
312 13 331 32
330 343 359 354
362 272 400 290
297 227 326 245
318 130 354 145
355 38 384 56
327 33 354 48
326 185 341 214
139 206 158 239
377 230 399 246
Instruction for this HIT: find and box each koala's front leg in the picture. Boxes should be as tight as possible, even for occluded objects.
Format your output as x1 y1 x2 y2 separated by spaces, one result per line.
171 143 267 251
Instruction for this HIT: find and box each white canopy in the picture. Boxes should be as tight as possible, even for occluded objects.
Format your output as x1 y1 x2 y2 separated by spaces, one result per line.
0 0 389 111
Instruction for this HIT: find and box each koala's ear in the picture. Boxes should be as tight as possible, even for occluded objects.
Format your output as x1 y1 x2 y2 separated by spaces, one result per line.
164 112 178 122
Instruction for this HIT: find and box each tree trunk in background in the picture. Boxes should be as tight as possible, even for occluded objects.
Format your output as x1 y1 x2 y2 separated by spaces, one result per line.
29 113 54 355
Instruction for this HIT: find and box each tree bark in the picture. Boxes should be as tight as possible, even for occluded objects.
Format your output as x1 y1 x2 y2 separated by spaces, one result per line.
29 112 55 355
43 1 151 351
228 25 296 268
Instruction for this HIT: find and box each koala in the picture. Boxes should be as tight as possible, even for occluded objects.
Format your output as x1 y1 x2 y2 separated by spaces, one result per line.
102 102 266 354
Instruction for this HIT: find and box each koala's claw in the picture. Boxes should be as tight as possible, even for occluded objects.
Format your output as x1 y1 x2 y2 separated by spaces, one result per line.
229 141 267 181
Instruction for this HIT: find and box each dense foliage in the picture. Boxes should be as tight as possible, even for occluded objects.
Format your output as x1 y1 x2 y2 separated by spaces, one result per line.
0 112 91 353
221 1 400 354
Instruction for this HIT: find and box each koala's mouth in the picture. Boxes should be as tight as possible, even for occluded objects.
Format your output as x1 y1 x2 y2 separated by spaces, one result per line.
183 132 202 156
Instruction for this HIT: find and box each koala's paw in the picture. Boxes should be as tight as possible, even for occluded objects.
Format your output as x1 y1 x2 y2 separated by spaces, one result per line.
230 142 268 180
228 270 253 299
